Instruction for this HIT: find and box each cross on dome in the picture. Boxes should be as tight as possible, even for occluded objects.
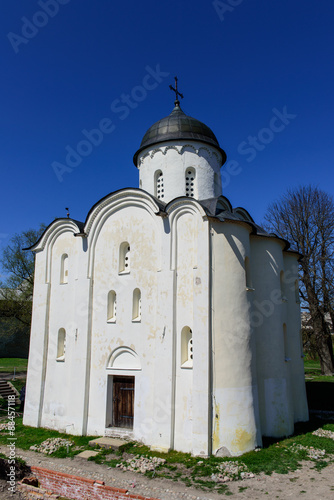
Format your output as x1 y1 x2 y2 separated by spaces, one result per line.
169 76 184 106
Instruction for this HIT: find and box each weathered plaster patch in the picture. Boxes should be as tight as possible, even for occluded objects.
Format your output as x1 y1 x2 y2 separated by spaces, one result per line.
231 428 252 452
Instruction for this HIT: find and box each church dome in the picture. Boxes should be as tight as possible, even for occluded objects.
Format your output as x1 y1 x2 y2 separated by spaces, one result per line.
133 102 226 166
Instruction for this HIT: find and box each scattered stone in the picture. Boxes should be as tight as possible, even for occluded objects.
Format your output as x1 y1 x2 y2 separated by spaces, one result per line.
116 455 166 473
210 461 254 482
312 428 334 440
289 443 326 459
30 438 73 455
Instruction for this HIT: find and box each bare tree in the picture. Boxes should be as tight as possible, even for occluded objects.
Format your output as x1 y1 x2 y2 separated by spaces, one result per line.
265 186 334 375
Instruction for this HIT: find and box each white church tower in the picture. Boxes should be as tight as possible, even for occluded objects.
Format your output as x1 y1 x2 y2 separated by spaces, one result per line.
24 79 309 457
134 89 226 202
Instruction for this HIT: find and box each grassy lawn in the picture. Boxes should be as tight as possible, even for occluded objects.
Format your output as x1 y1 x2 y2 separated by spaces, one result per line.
0 418 333 494
0 358 28 373
0 419 94 456
0 356 333 493
0 358 333 494
304 358 334 382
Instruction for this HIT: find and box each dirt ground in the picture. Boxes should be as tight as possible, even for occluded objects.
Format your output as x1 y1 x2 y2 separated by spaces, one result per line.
0 445 333 500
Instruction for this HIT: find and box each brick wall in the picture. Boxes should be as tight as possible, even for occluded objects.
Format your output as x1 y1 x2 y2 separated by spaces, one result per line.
29 466 161 500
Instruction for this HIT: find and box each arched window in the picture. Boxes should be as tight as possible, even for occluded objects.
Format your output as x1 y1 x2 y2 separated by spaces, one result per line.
155 170 164 200
107 290 116 322
132 288 141 321
280 271 287 302
245 256 253 290
181 326 193 368
283 323 290 361
60 254 68 284
119 242 130 273
57 328 66 361
185 168 196 198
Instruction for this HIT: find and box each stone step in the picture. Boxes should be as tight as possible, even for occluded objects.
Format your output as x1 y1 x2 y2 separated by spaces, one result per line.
0 380 20 401
89 437 128 450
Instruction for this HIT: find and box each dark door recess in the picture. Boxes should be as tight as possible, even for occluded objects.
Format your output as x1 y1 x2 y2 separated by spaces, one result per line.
112 376 135 428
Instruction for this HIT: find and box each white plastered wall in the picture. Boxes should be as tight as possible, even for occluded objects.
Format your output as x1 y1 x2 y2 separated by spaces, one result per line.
24 223 91 435
250 236 294 438
85 203 166 444
168 201 211 456
137 141 222 202
211 221 262 456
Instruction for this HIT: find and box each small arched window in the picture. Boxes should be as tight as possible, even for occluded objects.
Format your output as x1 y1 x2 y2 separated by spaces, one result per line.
185 168 196 198
107 290 116 322
60 254 68 284
132 288 141 322
181 326 193 368
57 328 66 361
155 170 164 200
119 242 130 273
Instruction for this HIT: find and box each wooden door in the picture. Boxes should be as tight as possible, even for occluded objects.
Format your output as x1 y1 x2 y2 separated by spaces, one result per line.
112 376 135 428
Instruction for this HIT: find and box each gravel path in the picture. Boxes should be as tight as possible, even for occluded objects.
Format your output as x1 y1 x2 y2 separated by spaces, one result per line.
0 445 334 499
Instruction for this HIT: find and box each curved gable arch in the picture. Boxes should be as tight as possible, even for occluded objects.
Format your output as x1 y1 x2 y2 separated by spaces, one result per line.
85 189 162 278
216 196 233 213
233 207 254 223
29 219 82 284
166 199 207 271
107 347 141 371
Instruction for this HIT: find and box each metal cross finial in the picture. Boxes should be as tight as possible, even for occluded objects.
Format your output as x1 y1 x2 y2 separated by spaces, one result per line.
65 207 70 218
169 76 184 105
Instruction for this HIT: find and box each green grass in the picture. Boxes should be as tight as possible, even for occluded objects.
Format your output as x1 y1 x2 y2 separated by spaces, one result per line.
304 358 334 382
10 378 26 392
81 423 334 491
0 358 28 373
0 418 95 458
0 420 334 493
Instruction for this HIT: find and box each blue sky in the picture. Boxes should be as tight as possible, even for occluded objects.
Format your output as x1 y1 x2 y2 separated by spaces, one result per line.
1 0 333 256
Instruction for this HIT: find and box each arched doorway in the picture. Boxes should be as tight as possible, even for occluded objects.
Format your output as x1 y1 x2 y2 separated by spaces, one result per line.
105 347 141 429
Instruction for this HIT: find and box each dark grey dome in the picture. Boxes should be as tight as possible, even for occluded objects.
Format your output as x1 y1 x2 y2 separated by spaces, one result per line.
133 103 226 166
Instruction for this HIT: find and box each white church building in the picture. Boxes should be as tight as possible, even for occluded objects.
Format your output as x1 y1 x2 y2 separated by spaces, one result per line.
24 91 308 457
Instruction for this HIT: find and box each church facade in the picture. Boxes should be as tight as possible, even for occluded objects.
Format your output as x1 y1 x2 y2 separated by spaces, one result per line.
24 96 308 457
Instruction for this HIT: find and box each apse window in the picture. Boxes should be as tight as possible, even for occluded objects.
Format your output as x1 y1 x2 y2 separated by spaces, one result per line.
155 170 164 200
119 242 130 274
60 254 68 284
132 288 141 322
185 168 196 198
56 328 66 361
181 326 193 368
107 290 117 323
245 256 254 290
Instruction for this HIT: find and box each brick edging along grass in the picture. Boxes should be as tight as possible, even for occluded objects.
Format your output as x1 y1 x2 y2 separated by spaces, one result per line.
30 466 161 500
